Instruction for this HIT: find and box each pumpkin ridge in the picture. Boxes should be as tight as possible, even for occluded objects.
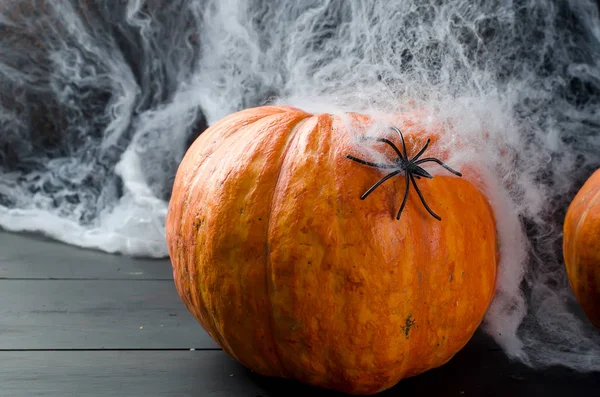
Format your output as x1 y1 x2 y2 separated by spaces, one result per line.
174 142 229 352
178 105 292 217
210 109 312 365
263 114 313 377
185 124 260 360
173 109 308 359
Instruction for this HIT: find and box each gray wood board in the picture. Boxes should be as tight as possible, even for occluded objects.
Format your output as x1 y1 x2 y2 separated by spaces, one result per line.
0 230 173 280
1 336 598 397
0 279 217 349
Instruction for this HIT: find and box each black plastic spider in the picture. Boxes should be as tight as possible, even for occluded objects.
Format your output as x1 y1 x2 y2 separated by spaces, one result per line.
346 126 462 221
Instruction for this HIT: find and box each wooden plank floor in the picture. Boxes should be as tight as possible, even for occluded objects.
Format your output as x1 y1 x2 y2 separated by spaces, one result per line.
1 231 598 396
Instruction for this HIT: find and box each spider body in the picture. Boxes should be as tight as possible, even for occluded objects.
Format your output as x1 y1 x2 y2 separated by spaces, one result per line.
346 127 462 221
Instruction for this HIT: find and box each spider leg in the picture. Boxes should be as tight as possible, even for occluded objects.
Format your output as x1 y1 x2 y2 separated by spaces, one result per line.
360 169 403 200
358 137 404 159
414 157 462 176
396 170 411 220
411 139 431 162
409 173 442 221
346 155 396 169
390 126 408 160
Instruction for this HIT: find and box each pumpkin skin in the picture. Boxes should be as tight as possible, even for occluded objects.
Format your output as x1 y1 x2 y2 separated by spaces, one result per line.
166 105 498 395
563 169 600 329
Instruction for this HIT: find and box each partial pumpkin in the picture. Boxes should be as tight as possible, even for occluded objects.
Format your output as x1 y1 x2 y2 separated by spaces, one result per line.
166 105 498 395
563 168 600 329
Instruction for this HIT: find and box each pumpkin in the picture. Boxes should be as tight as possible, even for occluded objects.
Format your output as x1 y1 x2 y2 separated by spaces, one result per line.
166 105 498 395
563 168 600 329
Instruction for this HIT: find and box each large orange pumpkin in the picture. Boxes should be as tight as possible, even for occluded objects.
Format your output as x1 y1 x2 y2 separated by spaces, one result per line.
166 105 498 395
563 168 600 329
